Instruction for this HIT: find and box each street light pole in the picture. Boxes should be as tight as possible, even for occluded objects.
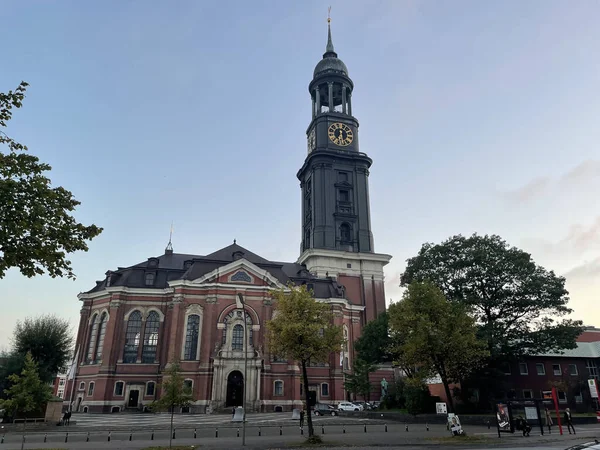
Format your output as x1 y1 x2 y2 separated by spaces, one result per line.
238 293 248 446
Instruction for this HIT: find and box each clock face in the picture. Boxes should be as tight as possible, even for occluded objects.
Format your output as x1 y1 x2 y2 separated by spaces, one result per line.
307 128 316 153
328 122 353 146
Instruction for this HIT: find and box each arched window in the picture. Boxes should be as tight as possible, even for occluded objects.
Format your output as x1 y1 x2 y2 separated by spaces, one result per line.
184 314 200 360
142 311 160 363
232 324 244 351
123 310 142 363
222 309 253 349
86 315 99 362
95 312 108 361
340 223 351 243
88 381 95 396
274 380 284 396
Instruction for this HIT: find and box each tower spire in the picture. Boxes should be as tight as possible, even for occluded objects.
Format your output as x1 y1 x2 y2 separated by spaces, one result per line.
165 222 174 254
325 6 336 56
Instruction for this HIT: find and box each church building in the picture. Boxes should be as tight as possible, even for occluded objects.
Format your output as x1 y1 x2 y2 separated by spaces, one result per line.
69 21 392 414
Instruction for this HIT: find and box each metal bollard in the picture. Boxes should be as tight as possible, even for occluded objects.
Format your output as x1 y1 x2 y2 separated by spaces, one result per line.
258 427 261 436
87 431 90 442
237 428 240 438
173 428 176 440
1 434 4 444
321 425 325 435
151 430 154 440
364 424 367 433
215 427 218 438
279 425 282 436
426 423 429 431
343 425 346 434
44 433 47 442
405 424 409 432
300 426 304 435
385 424 388 432
108 431 111 442
129 430 132 441
65 432 69 443
487 420 491 430
194 428 197 439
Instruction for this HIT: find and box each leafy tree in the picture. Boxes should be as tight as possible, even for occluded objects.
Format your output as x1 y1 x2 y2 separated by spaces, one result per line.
404 380 433 416
0 351 26 400
267 284 343 440
13 315 74 383
401 234 584 360
0 81 102 279
388 281 488 413
150 361 194 449
344 358 375 401
0 352 52 420
355 312 392 364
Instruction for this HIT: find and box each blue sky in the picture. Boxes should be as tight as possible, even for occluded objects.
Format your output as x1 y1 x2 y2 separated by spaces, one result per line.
1 0 599 348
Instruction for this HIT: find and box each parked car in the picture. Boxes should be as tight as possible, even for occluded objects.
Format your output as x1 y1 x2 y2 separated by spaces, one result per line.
565 441 600 450
351 402 365 411
337 401 361 412
313 403 338 416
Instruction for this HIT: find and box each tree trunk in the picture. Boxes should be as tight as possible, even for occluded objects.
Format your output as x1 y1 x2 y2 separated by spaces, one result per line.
169 405 174 449
301 360 314 437
440 374 455 413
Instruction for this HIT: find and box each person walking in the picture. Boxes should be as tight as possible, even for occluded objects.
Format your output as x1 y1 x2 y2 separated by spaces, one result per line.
564 408 576 435
299 409 305 428
545 407 553 434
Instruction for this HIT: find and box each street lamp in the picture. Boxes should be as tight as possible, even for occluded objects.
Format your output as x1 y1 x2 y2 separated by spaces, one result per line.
237 293 248 446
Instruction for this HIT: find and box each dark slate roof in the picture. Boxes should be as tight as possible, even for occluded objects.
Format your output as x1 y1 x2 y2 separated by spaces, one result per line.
85 243 346 300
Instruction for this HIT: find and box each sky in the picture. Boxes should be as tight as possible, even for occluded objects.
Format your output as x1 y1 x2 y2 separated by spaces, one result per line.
1 0 599 349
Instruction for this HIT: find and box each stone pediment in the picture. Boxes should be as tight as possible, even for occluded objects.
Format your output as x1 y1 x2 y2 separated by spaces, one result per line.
190 259 285 289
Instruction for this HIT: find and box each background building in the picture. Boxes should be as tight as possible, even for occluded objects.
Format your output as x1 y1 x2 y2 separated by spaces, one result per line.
67 22 391 414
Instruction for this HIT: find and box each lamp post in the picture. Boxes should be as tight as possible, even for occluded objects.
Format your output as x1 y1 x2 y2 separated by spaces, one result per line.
237 293 248 446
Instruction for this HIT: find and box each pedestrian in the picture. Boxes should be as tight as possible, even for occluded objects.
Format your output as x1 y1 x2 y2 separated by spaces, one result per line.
299 409 305 428
544 407 553 434
563 408 575 435
232 406 235 419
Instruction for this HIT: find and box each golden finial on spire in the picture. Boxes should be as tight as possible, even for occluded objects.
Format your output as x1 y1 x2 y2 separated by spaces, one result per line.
328 6 331 23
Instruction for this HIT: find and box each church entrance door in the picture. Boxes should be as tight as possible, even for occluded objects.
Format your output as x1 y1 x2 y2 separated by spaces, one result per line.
226 370 244 407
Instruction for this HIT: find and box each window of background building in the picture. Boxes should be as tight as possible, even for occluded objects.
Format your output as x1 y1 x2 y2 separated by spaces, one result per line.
184 314 200 360
553 364 562 376
232 324 244 351
57 390 64 399
522 389 533 399
274 380 283 396
114 381 124 396
536 363 546 375
586 360 598 378
59 379 65 387
88 382 95 396
569 364 578 376
79 381 85 391
321 383 329 397
184 379 193 392
502 362 511 375
519 363 528 375
558 391 567 403
146 382 155 396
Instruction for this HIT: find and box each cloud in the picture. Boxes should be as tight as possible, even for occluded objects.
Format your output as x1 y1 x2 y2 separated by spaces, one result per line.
564 257 600 280
505 159 600 203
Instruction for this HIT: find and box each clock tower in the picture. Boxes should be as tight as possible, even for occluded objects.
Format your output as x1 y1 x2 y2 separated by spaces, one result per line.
297 19 391 321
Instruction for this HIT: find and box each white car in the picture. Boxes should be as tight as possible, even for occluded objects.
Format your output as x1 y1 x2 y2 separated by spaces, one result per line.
337 402 362 412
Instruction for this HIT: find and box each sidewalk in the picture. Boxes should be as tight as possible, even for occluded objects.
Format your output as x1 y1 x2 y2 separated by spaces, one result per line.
1 423 598 450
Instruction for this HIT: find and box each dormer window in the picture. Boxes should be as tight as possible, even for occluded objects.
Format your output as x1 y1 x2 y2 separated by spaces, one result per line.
232 251 245 261
145 272 155 286
183 260 193 270
147 257 159 268
105 271 112 287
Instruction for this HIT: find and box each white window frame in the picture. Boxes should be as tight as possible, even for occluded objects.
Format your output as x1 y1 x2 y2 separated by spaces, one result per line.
79 381 85 391
552 364 562 376
321 383 329 397
519 362 528 375
568 364 578 376
87 381 95 397
273 380 284 396
59 379 66 386
558 390 567 403
522 389 533 399
114 381 125 396
536 363 546 375
181 304 203 361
